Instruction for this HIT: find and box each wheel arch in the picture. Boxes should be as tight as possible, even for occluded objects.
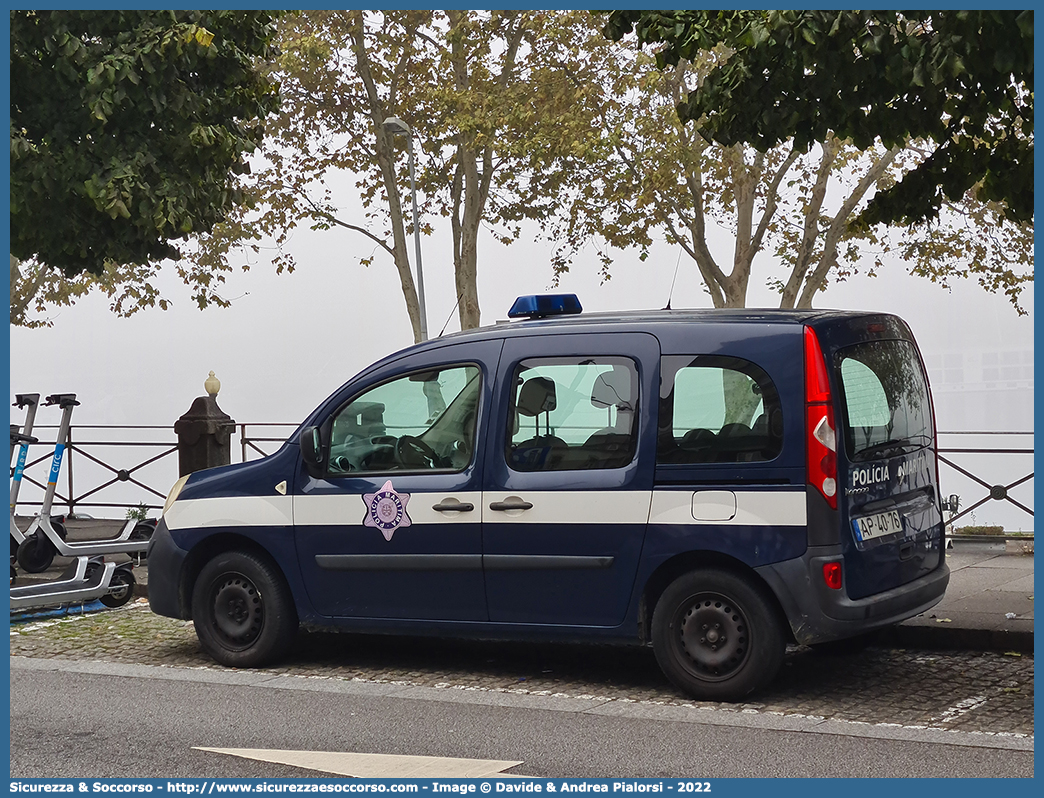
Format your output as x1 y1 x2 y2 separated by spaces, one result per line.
179 532 297 622
639 550 793 644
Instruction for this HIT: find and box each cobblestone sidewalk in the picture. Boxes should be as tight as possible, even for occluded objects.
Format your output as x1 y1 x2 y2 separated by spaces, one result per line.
10 599 1034 738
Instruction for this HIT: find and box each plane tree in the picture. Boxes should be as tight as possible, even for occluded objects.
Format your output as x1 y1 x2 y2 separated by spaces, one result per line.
602 10 1033 227
542 13 1032 312
183 10 604 340
10 10 280 326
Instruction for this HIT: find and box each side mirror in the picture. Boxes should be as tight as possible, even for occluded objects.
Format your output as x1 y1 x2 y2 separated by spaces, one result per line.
301 426 324 478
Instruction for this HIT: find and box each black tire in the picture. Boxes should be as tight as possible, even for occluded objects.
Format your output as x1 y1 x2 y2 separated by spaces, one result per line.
101 570 136 608
129 521 154 561
50 518 68 540
129 521 155 542
652 569 785 702
191 550 297 668
16 531 56 573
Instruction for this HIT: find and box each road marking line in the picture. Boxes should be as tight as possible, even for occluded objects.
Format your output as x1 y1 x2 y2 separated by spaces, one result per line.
195 749 525 778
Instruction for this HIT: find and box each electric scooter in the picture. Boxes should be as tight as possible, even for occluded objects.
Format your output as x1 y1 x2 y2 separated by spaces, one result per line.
9 555 135 611
10 426 37 583
15 394 152 573
10 393 40 560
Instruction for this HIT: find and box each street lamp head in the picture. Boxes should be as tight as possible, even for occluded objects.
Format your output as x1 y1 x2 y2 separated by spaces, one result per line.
382 116 412 136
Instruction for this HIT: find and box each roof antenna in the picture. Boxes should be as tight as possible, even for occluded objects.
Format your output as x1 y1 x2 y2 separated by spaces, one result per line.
663 248 683 310
438 293 464 337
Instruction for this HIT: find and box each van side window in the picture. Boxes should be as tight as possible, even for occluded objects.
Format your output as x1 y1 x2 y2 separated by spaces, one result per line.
327 365 481 475
505 357 639 471
658 356 782 464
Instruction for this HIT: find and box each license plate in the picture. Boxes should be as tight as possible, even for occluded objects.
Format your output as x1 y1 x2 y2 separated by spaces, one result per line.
853 510 902 542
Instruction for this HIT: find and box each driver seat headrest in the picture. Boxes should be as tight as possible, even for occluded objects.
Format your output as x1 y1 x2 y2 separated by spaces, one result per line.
517 376 557 417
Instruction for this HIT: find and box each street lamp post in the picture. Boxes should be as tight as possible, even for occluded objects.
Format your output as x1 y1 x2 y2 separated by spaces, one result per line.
382 116 428 342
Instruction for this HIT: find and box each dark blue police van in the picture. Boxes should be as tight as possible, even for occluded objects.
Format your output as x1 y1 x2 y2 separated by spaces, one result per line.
148 296 949 701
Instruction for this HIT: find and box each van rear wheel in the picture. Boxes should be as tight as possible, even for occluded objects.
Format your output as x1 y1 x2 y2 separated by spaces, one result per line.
652 569 784 702
191 550 297 668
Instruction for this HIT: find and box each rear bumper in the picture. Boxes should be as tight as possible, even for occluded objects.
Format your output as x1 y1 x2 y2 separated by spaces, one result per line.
756 546 950 645
146 517 191 620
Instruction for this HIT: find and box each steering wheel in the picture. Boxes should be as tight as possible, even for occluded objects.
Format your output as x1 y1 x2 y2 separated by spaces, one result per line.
395 435 439 469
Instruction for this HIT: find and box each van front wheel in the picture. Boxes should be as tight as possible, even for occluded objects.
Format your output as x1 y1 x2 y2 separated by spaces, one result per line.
191 550 297 668
652 569 784 702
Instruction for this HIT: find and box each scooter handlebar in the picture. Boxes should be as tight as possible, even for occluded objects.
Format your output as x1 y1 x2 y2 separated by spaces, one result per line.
13 394 40 408
9 428 38 445
44 394 80 408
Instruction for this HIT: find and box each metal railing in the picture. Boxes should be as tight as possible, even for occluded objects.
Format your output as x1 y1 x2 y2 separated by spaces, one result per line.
12 425 178 516
10 424 1034 530
239 422 298 462
11 423 297 518
937 431 1033 537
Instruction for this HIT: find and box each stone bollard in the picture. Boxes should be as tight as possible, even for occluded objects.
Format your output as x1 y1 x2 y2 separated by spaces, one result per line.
174 371 235 477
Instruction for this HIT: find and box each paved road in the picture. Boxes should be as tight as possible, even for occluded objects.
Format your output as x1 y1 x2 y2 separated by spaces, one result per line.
9 659 1034 779
10 600 1034 743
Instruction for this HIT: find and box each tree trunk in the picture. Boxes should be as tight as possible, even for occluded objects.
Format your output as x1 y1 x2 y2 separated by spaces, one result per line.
455 144 483 330
347 12 423 342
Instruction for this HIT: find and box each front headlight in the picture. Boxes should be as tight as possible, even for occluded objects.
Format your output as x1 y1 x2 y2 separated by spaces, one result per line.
162 475 190 516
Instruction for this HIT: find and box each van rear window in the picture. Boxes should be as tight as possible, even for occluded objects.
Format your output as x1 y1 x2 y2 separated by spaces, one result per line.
837 340 933 461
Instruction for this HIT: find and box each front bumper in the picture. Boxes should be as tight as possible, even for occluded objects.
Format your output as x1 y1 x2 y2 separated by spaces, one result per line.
756 546 950 645
146 517 191 620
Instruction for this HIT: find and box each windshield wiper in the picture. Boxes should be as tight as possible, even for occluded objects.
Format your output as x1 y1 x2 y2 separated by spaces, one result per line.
856 437 927 460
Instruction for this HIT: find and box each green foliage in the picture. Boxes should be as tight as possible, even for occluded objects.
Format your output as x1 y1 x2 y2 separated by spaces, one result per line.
953 526 1005 537
125 503 150 522
604 10 1033 227
10 10 281 278
10 254 173 328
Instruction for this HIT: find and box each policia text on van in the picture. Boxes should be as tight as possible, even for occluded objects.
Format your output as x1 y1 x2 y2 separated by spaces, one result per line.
147 295 949 701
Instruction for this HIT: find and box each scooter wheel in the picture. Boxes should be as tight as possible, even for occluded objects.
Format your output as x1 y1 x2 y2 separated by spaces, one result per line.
130 521 155 543
101 570 136 608
16 532 56 573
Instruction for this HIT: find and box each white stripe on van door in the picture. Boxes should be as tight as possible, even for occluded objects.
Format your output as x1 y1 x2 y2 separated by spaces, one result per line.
649 489 806 527
482 491 652 525
166 489 805 530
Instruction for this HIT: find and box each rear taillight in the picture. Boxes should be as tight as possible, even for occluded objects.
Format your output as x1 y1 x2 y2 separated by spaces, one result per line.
805 326 837 510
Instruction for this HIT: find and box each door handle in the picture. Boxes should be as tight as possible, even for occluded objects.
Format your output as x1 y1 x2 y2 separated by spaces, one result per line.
432 499 475 513
489 499 533 512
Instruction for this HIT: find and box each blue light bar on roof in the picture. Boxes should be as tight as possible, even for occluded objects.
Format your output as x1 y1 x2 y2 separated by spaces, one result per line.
507 294 583 319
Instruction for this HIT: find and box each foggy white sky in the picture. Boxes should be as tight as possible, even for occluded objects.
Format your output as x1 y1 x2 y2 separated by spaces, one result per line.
9 198 1033 427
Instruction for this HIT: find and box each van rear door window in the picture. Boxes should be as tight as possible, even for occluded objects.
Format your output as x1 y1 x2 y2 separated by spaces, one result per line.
837 340 933 461
657 356 783 464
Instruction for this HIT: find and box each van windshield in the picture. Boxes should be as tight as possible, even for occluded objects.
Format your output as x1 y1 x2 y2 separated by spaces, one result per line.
837 340 934 461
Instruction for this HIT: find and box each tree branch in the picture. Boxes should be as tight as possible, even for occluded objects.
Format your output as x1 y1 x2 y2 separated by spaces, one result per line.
797 143 903 306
